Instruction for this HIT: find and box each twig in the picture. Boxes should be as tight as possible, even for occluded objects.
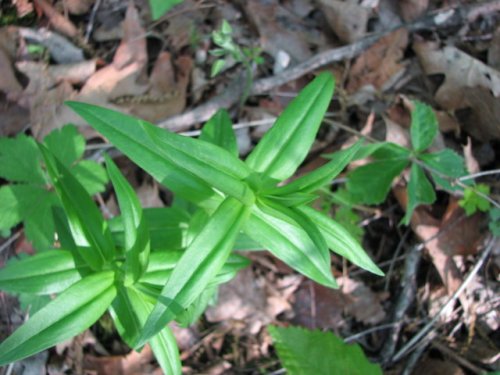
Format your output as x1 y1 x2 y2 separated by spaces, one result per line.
344 322 411 344
431 340 485 374
401 338 430 375
84 0 102 43
380 244 422 363
384 228 411 292
156 1 498 131
391 237 495 362
458 169 500 182
0 231 21 255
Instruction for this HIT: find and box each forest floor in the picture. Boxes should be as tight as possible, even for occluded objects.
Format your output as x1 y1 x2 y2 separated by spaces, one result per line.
0 0 499 374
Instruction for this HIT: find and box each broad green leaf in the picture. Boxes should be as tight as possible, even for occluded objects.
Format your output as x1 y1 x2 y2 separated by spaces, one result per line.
199 109 238 157
299 206 383 276
266 139 364 196
150 326 182 375
245 72 335 181
0 184 58 250
0 250 87 295
136 197 250 348
109 207 189 250
106 155 150 283
333 206 364 243
149 0 183 20
18 293 51 315
419 149 466 191
39 145 115 270
244 201 337 288
143 121 255 205
265 192 317 207
0 134 45 184
269 325 382 375
71 160 108 195
65 101 216 205
109 285 143 348
410 101 438 153
0 271 117 366
176 285 217 328
401 164 436 225
234 232 262 250
347 151 409 204
43 124 84 167
211 59 226 77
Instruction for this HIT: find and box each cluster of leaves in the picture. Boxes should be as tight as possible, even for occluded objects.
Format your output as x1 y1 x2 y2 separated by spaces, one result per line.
345 102 469 224
0 125 107 249
269 325 382 375
210 20 264 78
0 73 383 372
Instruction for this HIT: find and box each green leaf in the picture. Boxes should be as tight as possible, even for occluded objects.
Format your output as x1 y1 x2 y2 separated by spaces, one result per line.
410 101 438 153
0 250 87 295
0 271 117 366
419 149 466 191
299 206 383 276
489 208 500 237
245 72 335 181
0 134 45 184
199 109 238 157
0 185 23 230
136 197 250 348
333 206 364 243
269 325 382 375
458 184 491 216
109 207 189 250
65 101 217 206
106 155 150 283
17 293 51 315
347 158 409 204
175 285 217 328
211 59 226 77
143 119 255 205
148 0 183 20
43 124 84 167
266 139 364 196
39 145 115 270
71 160 109 195
401 164 436 225
243 201 337 288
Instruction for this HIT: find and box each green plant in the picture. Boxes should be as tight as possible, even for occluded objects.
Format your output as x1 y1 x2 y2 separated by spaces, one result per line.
210 20 264 104
0 125 108 249
0 73 383 371
269 325 382 375
148 0 183 20
346 101 469 224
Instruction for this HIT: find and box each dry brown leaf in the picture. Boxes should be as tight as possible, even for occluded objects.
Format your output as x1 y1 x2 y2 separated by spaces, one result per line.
383 115 411 148
0 98 30 136
65 0 95 15
136 180 164 208
0 27 23 101
33 0 79 38
13 0 34 17
243 0 311 63
347 28 408 93
414 41 500 140
399 0 428 21
462 138 479 174
113 3 147 70
318 0 371 43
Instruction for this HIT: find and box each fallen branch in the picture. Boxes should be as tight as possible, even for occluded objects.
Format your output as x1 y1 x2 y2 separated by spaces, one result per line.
157 0 500 131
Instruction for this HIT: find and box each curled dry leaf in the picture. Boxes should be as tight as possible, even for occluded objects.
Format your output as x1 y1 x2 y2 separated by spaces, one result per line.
318 0 371 43
347 28 408 93
414 41 500 140
33 0 79 38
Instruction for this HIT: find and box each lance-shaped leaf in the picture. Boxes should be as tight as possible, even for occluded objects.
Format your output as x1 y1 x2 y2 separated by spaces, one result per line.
106 155 150 283
401 164 436 225
0 271 117 366
299 206 384 276
143 121 255 206
65 101 214 205
200 109 238 157
136 197 250 348
39 145 115 270
0 250 89 295
410 101 438 153
243 201 337 288
265 139 364 196
245 73 335 181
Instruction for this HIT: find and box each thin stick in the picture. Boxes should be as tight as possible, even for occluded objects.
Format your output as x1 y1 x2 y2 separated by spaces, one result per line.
458 169 500 182
0 231 21 255
391 237 496 362
431 341 485 374
84 0 102 43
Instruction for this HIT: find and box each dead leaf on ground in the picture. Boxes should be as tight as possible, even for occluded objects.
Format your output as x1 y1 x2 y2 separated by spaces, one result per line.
33 0 79 38
398 0 428 21
13 0 34 17
242 0 312 63
488 26 500 70
347 28 408 93
318 0 371 43
136 180 164 208
414 41 500 140
412 357 465 375
462 138 480 174
65 0 95 15
0 27 23 101
0 97 30 136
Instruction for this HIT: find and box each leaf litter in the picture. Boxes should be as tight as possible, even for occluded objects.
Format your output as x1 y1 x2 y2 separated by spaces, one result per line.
0 0 499 374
